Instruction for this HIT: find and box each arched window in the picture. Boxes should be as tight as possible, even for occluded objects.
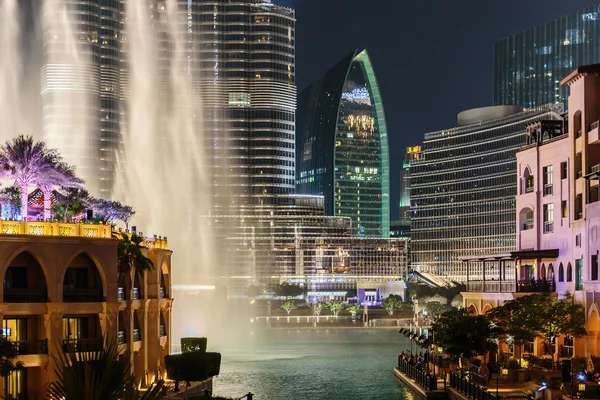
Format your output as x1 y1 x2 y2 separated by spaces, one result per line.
548 263 554 281
541 264 546 279
567 263 573 282
523 167 534 194
558 263 564 282
519 207 534 230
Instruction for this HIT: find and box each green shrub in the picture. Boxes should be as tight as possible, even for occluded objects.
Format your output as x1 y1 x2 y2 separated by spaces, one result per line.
506 357 520 369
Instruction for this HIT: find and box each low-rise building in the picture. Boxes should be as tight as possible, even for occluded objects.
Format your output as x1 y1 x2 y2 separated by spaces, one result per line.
0 221 171 399
462 63 600 361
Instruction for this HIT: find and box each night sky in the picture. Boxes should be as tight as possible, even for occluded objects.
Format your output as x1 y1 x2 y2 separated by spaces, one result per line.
295 0 599 220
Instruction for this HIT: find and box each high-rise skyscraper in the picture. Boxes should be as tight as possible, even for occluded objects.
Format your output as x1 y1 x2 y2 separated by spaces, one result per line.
495 3 600 110
42 0 123 197
296 49 390 238
42 0 296 204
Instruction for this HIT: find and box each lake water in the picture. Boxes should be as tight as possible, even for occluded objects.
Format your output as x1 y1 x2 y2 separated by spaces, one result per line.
211 329 418 400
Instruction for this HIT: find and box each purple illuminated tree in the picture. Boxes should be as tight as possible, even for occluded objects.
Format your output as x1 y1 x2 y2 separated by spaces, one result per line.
39 162 84 220
0 136 82 220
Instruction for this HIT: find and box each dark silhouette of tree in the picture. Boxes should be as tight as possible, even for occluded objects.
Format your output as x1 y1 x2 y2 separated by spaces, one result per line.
274 282 303 298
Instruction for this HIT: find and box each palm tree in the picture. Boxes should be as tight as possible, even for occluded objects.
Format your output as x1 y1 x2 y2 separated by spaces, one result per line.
116 232 154 290
39 162 84 220
45 340 165 400
0 136 82 220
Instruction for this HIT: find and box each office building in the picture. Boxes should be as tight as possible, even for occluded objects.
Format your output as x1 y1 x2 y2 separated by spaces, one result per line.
462 63 600 361
394 145 421 239
410 104 563 282
296 49 390 237
495 3 600 110
0 220 172 399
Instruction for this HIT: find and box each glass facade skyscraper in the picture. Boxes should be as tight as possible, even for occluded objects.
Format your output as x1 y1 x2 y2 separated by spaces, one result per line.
410 105 563 282
296 49 390 238
495 3 600 109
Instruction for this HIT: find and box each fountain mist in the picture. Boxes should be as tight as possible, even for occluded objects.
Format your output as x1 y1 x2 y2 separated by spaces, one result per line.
119 0 235 348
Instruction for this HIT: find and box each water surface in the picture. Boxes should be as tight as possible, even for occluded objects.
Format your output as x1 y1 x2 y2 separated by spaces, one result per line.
212 329 417 400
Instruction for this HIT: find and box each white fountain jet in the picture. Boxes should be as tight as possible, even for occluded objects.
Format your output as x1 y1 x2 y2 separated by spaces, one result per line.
120 0 220 343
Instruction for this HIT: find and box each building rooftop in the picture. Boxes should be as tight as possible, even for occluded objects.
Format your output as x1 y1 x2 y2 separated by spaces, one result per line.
560 63 600 86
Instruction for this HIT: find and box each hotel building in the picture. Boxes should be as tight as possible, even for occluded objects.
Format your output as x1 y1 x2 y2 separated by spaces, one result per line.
410 105 563 282
0 221 172 399
296 49 390 238
463 63 600 360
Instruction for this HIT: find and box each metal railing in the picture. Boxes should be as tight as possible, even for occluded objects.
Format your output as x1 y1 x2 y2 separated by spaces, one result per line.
448 372 495 400
529 355 559 370
133 328 141 342
118 287 125 301
62 338 103 352
63 288 103 302
132 287 140 300
592 164 600 174
516 279 556 293
14 339 48 355
591 120 599 131
525 185 534 193
160 325 166 337
118 331 126 345
543 222 553 233
543 185 553 196
397 357 438 391
4 288 47 303
467 281 516 293
160 287 166 299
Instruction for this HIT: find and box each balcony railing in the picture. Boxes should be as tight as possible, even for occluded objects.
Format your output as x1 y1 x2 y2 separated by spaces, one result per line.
160 325 166 337
522 222 533 230
118 287 125 301
4 288 47 303
590 186 599 204
118 331 126 345
543 184 553 196
591 120 599 131
62 338 103 353
133 329 141 342
468 280 556 293
543 222 553 233
592 164 600 174
577 130 582 138
14 339 48 355
63 287 103 302
577 170 583 179
132 287 140 300
159 287 166 299
525 185 534 193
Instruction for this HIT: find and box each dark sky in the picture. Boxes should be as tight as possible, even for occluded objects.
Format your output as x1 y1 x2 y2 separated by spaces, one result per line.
295 0 599 220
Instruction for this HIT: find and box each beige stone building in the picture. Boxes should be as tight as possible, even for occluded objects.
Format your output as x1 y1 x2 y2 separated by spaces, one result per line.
0 221 172 399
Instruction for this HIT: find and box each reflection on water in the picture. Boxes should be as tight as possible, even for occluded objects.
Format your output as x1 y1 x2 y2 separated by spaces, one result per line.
212 329 418 400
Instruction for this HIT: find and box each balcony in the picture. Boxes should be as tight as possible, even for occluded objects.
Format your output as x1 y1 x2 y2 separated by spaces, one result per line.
133 329 141 342
468 280 556 293
543 222 554 233
159 287 166 299
14 339 48 355
132 287 140 300
589 121 600 144
525 185 534 193
62 338 103 352
543 184 553 196
0 220 111 238
118 330 126 345
522 222 534 230
160 325 166 337
63 288 103 302
4 288 47 303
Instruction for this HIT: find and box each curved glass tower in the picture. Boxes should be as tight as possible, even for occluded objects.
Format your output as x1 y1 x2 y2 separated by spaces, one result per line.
297 49 390 238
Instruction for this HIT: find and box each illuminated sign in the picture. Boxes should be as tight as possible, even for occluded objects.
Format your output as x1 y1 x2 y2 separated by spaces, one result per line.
342 87 372 105
581 6 600 21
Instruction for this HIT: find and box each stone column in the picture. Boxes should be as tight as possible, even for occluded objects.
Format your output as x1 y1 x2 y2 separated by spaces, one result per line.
146 301 159 384
42 305 64 390
588 331 599 357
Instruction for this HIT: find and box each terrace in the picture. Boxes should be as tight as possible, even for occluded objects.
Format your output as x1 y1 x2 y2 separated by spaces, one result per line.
462 250 558 294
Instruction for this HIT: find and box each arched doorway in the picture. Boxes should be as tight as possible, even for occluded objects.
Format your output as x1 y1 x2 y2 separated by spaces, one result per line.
3 252 48 302
540 264 546 280
547 264 554 281
559 263 564 282
63 253 103 302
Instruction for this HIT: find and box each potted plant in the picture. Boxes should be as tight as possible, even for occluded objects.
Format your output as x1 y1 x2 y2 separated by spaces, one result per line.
503 357 519 381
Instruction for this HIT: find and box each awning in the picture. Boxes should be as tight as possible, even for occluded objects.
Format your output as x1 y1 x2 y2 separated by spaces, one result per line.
510 249 559 259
